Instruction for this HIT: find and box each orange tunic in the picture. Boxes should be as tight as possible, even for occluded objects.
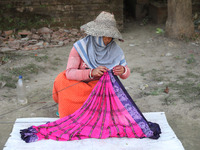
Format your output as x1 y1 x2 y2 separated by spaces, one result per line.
53 71 98 118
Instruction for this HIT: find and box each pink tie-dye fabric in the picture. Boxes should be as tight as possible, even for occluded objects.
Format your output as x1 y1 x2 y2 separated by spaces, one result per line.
33 72 146 141
20 71 161 143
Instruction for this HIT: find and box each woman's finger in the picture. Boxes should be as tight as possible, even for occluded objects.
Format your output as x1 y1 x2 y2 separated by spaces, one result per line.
92 66 108 77
114 65 122 70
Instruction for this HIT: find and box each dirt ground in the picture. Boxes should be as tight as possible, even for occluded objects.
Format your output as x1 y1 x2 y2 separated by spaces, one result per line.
0 22 200 150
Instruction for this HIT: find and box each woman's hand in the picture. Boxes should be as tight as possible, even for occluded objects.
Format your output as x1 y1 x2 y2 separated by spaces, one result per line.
92 66 108 78
113 65 125 76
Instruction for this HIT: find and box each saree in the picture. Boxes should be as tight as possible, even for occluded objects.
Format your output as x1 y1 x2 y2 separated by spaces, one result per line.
20 71 161 143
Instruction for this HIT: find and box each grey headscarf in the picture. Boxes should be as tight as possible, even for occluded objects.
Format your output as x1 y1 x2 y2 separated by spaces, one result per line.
73 35 127 70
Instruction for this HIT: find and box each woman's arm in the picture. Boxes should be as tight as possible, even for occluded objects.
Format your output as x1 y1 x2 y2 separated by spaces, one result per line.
66 47 91 81
119 66 130 79
113 65 130 79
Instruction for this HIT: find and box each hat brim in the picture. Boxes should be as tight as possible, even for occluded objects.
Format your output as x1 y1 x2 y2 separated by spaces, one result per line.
80 21 123 40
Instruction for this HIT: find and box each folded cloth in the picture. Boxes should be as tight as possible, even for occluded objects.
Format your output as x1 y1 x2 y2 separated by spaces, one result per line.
20 71 161 143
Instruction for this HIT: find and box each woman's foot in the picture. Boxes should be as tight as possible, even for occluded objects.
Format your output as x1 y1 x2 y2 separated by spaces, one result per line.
56 111 59 117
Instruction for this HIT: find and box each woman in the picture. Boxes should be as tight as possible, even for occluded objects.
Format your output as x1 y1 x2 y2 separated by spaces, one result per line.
20 11 161 143
53 11 130 118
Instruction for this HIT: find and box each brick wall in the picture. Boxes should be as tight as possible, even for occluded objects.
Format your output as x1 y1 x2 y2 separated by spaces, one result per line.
0 0 123 29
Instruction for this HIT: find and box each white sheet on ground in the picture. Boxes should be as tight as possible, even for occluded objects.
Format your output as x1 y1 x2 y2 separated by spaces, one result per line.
4 112 185 150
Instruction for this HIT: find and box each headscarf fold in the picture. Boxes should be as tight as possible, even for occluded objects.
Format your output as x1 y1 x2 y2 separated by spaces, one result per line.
73 36 127 69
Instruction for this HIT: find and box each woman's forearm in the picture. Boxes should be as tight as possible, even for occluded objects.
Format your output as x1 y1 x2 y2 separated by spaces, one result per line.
66 68 91 81
119 66 130 79
66 47 91 81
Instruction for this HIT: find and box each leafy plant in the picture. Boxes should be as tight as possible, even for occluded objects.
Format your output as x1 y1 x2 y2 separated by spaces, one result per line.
156 28 165 35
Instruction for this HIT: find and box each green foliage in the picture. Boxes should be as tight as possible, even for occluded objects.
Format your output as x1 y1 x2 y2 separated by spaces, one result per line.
0 10 53 31
156 28 165 34
150 88 163 96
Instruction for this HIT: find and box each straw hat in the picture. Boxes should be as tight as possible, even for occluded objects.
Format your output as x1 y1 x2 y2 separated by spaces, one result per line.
80 11 123 40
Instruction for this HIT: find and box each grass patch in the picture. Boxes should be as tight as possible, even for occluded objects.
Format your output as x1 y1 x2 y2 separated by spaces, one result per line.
130 67 142 73
1 63 45 88
0 75 17 88
186 72 199 79
50 57 61 66
178 82 200 102
162 94 176 105
0 51 60 88
174 72 200 102
186 54 196 64
0 55 9 65
33 55 49 62
49 66 58 71
148 87 164 96
9 64 44 77
177 75 185 81
150 88 162 96
54 57 61 61
174 56 181 60
151 69 164 82
0 52 25 65
139 69 165 81
140 87 164 96
167 81 200 102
